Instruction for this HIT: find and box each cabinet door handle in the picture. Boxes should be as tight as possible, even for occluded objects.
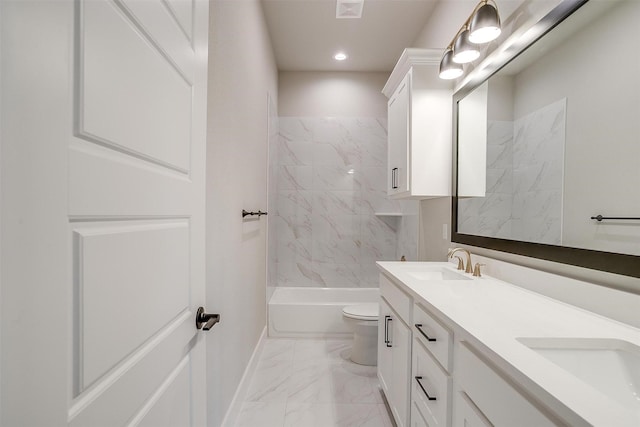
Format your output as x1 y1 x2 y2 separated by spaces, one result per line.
391 168 399 189
415 324 436 342
415 376 437 401
384 315 390 344
384 315 392 347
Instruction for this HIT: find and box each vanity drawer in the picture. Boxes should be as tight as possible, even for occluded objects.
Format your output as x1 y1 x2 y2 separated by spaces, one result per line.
456 341 557 427
412 339 451 427
414 303 452 372
380 273 411 323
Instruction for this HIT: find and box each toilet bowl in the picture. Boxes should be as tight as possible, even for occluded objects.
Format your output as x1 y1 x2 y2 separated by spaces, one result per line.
342 303 379 366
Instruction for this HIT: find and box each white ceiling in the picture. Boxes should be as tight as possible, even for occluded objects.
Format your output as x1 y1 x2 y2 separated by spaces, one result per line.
261 0 440 72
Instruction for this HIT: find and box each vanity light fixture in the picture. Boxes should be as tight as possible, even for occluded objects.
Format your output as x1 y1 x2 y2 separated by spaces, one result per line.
452 28 480 64
439 0 501 79
469 1 502 44
439 48 464 80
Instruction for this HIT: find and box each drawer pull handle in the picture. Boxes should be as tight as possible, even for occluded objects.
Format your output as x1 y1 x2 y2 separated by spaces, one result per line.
415 324 436 342
385 316 393 347
415 376 437 401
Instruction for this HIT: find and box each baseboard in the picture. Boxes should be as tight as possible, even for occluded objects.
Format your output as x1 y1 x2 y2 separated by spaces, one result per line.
220 326 267 427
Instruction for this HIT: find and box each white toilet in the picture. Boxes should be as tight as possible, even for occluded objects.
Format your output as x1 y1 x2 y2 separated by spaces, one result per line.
342 303 379 366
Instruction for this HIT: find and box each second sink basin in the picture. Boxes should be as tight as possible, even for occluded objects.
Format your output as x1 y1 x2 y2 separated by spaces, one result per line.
517 337 640 414
406 267 471 281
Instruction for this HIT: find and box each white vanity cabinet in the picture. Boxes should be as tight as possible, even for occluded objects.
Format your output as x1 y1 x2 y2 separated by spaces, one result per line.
377 262 640 427
453 342 557 427
410 302 556 427
383 48 452 199
378 274 412 427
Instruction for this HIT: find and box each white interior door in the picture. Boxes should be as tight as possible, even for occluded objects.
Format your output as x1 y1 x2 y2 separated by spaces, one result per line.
1 0 209 425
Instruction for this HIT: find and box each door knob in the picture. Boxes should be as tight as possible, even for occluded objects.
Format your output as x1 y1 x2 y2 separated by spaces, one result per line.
195 307 220 331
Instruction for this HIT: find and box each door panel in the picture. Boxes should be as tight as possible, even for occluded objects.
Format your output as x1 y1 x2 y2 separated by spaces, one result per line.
120 0 196 73
164 0 194 42
80 0 192 171
1 0 209 424
75 220 190 389
69 319 193 426
133 357 191 427
68 143 192 216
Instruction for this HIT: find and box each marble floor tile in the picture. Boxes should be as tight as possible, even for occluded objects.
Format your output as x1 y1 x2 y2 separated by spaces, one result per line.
330 372 378 404
235 399 287 427
244 358 293 402
235 337 394 427
293 339 351 363
260 339 296 363
328 360 379 404
377 404 395 427
284 402 388 427
368 379 385 405
285 362 335 404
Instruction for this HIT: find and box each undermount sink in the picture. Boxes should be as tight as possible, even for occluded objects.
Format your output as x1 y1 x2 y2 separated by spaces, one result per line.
517 337 640 412
406 267 472 281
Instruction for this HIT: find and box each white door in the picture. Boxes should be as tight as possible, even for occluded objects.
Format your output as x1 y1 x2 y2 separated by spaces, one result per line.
1 0 209 425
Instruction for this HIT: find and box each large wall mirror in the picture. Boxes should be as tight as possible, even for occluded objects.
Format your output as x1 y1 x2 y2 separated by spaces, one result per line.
452 0 640 278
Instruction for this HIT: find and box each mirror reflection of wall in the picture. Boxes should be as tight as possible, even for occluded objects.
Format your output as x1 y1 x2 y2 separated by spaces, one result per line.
459 76 565 245
457 0 640 256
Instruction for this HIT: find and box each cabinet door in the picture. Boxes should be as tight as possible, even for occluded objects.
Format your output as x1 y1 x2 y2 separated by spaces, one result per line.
391 316 412 427
454 392 492 427
388 73 410 196
457 342 556 427
411 403 431 427
378 299 393 396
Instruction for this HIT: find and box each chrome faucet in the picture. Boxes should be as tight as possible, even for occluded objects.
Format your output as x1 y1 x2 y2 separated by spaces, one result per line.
448 248 473 274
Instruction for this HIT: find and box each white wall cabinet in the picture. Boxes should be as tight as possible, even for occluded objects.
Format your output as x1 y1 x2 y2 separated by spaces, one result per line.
387 74 410 195
382 48 453 199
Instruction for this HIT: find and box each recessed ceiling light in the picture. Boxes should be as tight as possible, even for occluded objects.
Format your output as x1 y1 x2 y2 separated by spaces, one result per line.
334 52 348 61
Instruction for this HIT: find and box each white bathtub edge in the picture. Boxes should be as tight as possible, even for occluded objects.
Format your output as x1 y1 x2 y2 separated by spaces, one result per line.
268 287 379 338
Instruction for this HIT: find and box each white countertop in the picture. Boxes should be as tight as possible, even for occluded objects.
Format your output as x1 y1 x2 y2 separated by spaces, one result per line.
377 261 640 427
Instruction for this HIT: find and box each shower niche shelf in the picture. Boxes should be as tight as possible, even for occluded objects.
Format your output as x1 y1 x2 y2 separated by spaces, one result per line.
375 212 403 230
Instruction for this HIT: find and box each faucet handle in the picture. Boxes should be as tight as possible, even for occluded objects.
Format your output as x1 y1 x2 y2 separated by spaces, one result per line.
473 263 485 277
454 256 464 271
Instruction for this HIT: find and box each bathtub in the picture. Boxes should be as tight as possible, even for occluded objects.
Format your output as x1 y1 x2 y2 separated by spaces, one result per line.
268 287 379 338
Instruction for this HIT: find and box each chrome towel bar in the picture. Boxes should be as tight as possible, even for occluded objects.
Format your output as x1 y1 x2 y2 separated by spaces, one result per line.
242 209 268 218
590 215 640 222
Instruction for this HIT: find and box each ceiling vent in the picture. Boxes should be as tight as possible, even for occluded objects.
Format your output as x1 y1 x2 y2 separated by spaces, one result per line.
336 0 364 19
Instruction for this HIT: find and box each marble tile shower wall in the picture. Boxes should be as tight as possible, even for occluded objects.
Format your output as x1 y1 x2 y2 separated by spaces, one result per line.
458 99 565 245
274 117 414 288
267 98 280 290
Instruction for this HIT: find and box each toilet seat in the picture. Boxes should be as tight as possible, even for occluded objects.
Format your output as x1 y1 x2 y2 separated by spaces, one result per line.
342 303 379 321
